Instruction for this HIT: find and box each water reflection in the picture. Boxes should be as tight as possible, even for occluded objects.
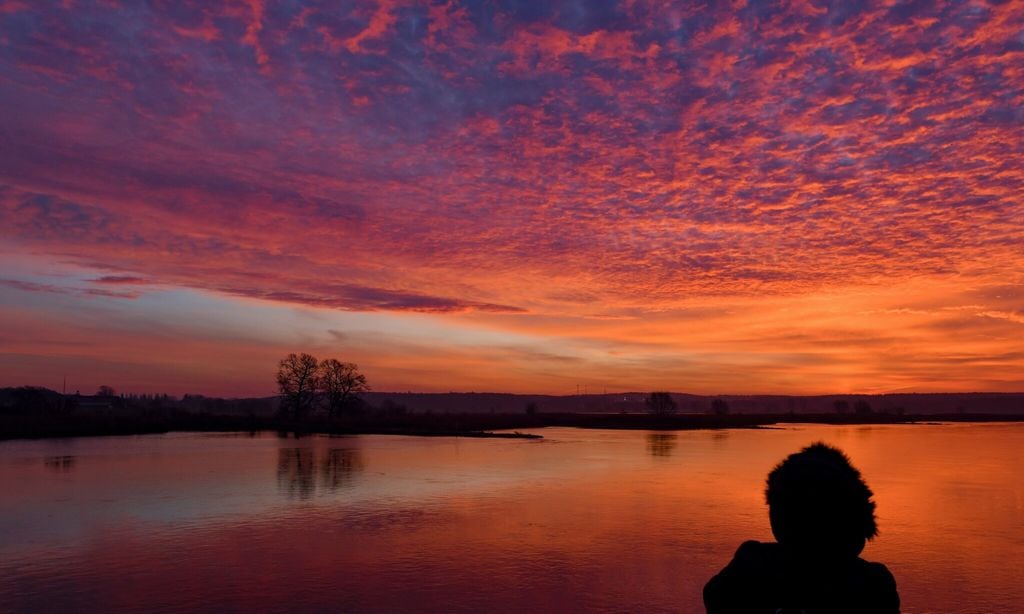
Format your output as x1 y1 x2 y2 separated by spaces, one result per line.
2 425 1023 613
645 433 677 457
321 448 362 490
44 455 75 471
277 447 363 499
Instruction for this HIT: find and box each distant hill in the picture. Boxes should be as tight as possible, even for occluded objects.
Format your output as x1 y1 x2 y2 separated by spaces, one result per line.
3 387 1023 416
362 391 1024 416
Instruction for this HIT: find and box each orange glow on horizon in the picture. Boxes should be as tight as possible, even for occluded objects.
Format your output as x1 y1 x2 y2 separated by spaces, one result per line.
0 1 1022 396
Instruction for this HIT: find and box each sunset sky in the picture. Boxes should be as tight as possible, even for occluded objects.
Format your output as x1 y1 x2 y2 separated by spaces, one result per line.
1 1 1022 397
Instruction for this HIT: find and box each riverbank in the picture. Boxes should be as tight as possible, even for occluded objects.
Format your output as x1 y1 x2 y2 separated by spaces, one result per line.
0 412 545 440
3 410 1024 441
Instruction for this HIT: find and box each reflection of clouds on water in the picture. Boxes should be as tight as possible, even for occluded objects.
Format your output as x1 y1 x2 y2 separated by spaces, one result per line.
277 448 363 499
44 455 75 471
646 433 677 458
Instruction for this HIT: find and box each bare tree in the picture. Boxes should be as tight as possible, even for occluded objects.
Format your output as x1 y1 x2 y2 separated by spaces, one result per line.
277 353 320 419
319 359 369 418
97 385 116 397
646 391 677 415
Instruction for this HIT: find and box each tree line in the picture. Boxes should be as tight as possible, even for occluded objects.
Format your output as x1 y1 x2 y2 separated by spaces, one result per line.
276 353 370 419
645 392 876 416
645 392 730 415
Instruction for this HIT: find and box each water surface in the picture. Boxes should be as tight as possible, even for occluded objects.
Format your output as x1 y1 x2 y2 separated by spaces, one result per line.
1 423 1022 612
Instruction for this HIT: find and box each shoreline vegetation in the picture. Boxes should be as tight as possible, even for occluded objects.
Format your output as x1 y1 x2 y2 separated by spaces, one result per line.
3 408 1024 441
4 383 1024 441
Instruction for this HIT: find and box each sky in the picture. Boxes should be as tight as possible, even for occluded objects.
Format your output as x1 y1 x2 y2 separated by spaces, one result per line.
0 0 1022 397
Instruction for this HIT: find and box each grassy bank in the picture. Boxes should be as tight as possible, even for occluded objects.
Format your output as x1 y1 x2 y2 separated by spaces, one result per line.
0 411 546 440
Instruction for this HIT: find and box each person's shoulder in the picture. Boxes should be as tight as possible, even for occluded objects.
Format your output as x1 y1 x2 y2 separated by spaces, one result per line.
705 541 777 586
863 560 898 589
704 541 777 612
856 559 900 611
858 559 896 584
733 540 779 562
736 539 768 552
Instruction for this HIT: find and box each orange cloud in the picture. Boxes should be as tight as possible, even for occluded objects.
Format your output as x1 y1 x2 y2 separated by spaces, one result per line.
1 1 1022 394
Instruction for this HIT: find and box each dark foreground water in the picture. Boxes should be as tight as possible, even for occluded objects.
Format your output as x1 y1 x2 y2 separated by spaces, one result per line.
1 423 1022 613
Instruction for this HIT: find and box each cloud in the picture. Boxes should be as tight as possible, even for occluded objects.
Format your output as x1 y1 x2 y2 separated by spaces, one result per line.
0 279 71 295
1 278 141 300
91 276 153 285
234 284 526 314
326 329 348 342
1 1 1022 393
977 311 1024 326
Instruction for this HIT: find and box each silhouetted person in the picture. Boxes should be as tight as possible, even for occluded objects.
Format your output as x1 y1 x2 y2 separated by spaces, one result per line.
704 443 899 613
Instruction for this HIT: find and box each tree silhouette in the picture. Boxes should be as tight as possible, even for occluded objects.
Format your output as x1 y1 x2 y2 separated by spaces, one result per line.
711 398 730 415
834 399 850 414
277 353 320 419
97 385 116 397
854 400 872 415
646 391 677 415
319 358 369 418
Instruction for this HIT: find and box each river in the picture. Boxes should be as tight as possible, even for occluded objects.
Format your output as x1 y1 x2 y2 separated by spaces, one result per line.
1 423 1021 612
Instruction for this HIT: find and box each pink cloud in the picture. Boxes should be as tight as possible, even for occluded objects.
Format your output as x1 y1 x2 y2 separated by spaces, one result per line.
1 1 1022 393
